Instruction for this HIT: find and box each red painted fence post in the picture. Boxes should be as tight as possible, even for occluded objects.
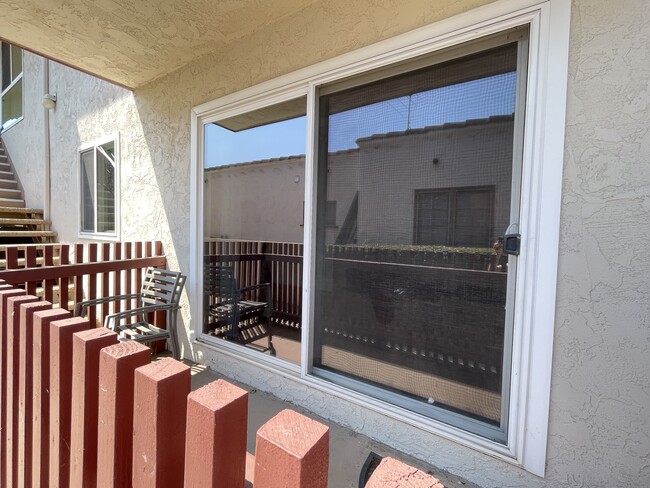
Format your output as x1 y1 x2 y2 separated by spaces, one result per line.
17 300 52 488
5 294 39 488
32 308 71 488
365 457 445 488
254 409 329 488
183 379 249 488
132 358 190 488
69 328 118 488
0 287 24 487
96 341 151 488
49 317 91 488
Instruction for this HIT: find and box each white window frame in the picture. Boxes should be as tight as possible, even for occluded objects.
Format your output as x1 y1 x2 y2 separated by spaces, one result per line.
0 43 24 132
189 0 570 476
78 134 120 240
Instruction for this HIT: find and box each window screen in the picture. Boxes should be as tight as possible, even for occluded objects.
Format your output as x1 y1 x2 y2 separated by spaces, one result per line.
313 40 524 436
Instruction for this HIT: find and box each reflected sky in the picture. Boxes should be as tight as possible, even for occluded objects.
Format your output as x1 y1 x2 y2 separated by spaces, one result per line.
205 72 516 168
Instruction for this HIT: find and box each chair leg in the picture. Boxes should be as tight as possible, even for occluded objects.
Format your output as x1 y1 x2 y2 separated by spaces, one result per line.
169 313 180 360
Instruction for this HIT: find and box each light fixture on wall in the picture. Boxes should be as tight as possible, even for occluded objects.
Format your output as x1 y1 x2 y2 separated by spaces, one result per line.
42 93 57 110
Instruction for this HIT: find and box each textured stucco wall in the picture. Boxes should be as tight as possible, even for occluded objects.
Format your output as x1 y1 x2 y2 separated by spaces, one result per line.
1 51 45 208
205 158 305 243
546 0 650 485
2 0 649 486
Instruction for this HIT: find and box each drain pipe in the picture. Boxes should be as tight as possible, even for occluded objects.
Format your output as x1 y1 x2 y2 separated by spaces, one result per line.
43 58 51 222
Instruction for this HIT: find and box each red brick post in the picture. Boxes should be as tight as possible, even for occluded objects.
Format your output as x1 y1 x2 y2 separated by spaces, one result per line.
132 358 190 488
17 300 52 488
69 328 118 488
365 457 445 488
96 342 151 488
183 379 249 487
32 308 71 488
4 294 39 488
254 409 329 488
0 287 24 487
49 317 91 488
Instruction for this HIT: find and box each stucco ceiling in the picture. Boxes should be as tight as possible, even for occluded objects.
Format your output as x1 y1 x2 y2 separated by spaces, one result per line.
0 0 319 89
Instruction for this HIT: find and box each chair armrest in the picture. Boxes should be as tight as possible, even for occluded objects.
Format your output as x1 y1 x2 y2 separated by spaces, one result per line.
104 303 179 331
74 293 141 317
238 283 271 294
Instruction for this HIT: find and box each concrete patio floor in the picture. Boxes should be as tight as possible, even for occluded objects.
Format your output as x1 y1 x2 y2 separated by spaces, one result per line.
188 362 479 488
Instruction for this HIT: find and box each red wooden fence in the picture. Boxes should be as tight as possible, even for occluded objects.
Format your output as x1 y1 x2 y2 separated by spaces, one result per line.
0 277 441 487
205 239 304 329
0 241 166 328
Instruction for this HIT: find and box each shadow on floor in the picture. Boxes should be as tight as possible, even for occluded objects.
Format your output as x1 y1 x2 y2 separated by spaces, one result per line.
188 362 479 488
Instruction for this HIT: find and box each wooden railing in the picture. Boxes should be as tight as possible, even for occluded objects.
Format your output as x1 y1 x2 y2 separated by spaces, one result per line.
0 279 440 487
203 239 495 333
0 242 166 328
205 239 303 329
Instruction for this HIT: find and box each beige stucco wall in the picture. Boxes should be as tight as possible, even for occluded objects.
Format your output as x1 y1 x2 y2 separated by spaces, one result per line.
204 158 305 243
1 52 45 208
2 0 649 486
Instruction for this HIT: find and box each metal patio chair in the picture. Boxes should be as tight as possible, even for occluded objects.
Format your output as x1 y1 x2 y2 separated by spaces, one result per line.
204 263 275 355
74 266 186 359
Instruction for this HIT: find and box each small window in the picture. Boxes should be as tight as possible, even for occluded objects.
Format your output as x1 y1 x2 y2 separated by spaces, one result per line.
79 139 117 235
1 42 23 131
414 186 494 247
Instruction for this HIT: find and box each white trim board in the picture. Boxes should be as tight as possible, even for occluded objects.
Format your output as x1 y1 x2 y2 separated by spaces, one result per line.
190 0 571 477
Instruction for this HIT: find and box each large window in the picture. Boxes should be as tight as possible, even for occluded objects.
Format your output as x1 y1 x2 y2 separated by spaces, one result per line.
313 39 522 440
1 43 23 131
79 138 118 236
192 0 570 475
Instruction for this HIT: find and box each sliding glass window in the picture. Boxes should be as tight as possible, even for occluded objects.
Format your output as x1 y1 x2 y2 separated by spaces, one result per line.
312 34 526 440
203 98 306 366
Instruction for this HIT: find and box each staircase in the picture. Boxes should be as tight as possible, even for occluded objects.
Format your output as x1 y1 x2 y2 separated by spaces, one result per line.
0 137 57 244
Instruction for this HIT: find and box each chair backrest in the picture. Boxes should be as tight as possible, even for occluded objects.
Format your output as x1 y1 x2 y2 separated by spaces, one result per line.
140 267 186 308
204 264 239 301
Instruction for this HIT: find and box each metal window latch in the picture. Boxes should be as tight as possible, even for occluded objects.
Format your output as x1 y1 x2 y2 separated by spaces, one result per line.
503 223 521 256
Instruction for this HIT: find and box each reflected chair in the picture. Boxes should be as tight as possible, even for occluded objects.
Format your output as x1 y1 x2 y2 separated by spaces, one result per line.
74 267 186 359
204 263 275 355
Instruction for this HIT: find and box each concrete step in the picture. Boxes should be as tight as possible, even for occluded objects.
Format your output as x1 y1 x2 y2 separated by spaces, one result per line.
0 179 18 190
0 198 25 208
0 218 50 226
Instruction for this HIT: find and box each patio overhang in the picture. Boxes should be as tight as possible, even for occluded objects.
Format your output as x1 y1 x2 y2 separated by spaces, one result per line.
0 0 319 89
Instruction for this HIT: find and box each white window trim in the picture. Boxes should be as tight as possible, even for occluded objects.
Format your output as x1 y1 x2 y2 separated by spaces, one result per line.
190 0 570 477
1 67 24 132
77 133 121 241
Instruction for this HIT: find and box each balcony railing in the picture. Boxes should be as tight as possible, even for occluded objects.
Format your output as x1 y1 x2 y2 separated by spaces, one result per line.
0 241 166 328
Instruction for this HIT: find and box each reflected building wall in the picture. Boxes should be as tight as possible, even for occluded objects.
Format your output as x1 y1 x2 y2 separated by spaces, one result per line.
205 115 513 247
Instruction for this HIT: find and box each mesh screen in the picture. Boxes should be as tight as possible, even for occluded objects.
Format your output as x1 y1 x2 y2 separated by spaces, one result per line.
313 42 521 426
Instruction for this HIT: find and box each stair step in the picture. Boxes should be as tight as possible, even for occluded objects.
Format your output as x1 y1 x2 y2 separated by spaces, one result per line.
0 230 57 238
0 218 50 226
0 179 18 189
0 256 62 268
0 198 25 208
0 189 22 199
0 162 11 171
0 206 44 215
0 172 14 180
